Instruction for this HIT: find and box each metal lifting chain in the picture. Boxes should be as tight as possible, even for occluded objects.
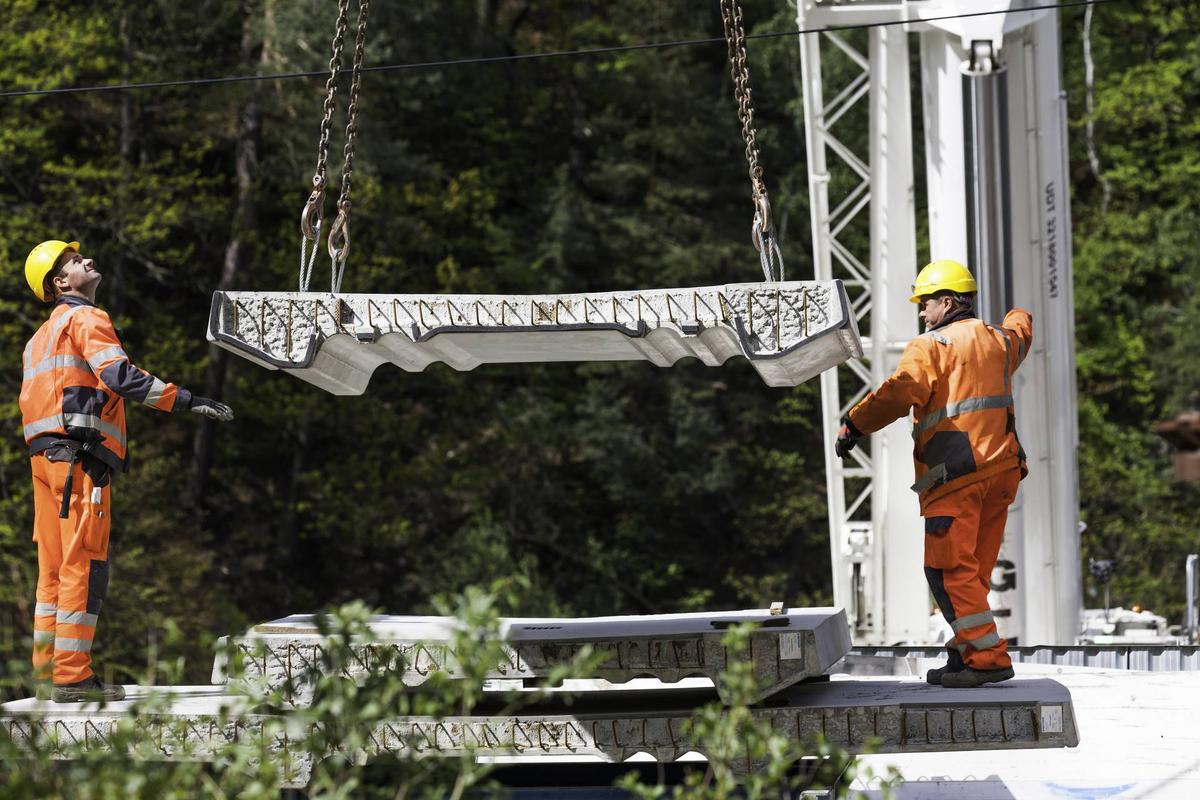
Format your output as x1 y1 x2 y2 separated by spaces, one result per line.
299 0 351 292
719 0 784 283
328 0 370 294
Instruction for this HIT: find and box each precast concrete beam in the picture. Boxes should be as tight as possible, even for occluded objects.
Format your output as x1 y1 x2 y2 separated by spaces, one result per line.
1 676 1079 789
206 281 862 394
212 608 852 705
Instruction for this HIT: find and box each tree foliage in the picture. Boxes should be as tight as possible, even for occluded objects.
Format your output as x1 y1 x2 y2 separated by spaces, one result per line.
0 0 1196 704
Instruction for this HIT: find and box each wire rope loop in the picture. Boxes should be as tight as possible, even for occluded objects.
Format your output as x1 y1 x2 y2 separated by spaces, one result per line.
299 220 322 292
327 207 351 293
753 222 785 283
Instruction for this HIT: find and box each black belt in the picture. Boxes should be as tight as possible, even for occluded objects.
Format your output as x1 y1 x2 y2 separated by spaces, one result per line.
30 437 119 519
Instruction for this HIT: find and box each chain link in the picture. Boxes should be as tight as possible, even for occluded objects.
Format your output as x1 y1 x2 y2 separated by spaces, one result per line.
299 0 352 290
720 0 783 281
328 0 370 292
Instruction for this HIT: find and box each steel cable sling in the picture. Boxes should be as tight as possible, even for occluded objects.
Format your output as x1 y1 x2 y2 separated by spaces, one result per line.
299 0 371 294
720 0 784 283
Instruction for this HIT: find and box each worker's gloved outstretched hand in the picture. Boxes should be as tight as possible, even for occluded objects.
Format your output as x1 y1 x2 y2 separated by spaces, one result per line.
190 396 234 423
834 415 863 459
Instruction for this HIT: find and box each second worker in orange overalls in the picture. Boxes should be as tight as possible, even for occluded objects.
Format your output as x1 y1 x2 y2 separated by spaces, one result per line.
834 260 1031 688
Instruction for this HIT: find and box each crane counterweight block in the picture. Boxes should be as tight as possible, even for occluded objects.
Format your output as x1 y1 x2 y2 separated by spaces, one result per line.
206 281 862 394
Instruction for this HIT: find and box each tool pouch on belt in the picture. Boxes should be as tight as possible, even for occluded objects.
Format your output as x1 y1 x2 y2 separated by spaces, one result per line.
43 441 111 520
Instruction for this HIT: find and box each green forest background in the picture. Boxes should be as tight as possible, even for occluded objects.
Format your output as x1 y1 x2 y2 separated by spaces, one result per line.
1 0 1197 692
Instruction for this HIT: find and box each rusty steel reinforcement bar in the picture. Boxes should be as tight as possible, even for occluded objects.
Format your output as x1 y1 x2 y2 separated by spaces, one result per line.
212 608 853 706
850 645 1200 671
205 281 862 394
1 676 1079 789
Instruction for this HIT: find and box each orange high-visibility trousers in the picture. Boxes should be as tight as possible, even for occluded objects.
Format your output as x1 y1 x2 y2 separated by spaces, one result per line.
922 467 1019 671
30 454 111 685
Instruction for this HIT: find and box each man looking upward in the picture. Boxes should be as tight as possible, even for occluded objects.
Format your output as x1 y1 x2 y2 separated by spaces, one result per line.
834 260 1032 688
20 239 234 702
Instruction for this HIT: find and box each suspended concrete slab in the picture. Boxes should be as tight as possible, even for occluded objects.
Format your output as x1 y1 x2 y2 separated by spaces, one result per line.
212 607 852 705
0 676 1079 789
206 281 862 394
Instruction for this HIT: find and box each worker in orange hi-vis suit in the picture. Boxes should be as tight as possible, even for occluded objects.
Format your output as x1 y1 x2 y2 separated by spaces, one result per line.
20 240 235 703
833 260 1032 689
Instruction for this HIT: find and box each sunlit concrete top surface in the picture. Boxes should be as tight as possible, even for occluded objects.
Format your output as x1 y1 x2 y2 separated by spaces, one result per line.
207 281 862 394
850 661 1200 799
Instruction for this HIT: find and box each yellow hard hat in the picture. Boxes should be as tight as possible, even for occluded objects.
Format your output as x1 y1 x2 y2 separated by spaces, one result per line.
25 240 80 302
909 259 977 304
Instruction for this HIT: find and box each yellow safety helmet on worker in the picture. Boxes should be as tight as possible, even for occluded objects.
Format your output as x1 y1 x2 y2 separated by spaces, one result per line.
909 259 977 304
24 239 80 302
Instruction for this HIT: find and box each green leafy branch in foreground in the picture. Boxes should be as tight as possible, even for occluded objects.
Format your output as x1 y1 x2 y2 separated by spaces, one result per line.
2 590 896 798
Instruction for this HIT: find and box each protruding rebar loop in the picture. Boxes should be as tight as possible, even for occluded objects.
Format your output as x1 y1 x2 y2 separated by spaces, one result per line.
719 0 782 281
329 0 370 294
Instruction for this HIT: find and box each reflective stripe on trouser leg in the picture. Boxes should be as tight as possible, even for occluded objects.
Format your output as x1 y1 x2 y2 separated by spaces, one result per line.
31 455 111 685
32 457 64 682
922 474 1013 671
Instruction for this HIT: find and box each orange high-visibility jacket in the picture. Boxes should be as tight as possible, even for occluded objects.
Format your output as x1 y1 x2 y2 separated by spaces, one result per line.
847 308 1033 511
20 296 192 471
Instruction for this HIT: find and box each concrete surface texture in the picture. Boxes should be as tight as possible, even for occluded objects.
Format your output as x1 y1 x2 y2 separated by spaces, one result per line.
216 608 852 705
206 281 862 394
1 673 1077 790
850 662 1200 799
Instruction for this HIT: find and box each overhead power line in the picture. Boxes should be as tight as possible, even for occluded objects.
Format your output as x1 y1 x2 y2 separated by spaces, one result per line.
0 0 1114 100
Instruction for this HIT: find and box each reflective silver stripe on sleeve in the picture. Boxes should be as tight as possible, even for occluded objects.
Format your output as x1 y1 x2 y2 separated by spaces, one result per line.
54 636 94 653
963 631 1001 650
144 377 167 406
86 346 128 370
56 610 99 627
951 610 995 633
23 340 33 370
23 354 92 380
913 394 1014 438
44 305 86 358
33 631 56 645
35 602 58 617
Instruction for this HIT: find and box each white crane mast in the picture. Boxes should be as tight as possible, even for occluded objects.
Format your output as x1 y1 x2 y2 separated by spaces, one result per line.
797 0 1081 646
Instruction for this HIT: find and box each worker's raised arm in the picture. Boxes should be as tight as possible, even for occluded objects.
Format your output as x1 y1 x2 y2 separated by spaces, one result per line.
846 340 936 435
1002 307 1033 371
72 306 192 413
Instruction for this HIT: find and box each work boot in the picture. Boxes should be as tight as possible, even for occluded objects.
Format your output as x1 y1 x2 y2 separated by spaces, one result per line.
939 666 1015 688
925 648 965 685
51 675 126 703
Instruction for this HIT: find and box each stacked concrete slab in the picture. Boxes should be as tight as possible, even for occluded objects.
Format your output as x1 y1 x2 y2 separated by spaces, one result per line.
2 677 1078 787
215 608 852 705
1 608 1081 790
206 281 862 393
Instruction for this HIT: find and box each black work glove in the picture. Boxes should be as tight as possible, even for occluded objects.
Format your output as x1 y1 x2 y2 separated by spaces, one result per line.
190 395 234 422
834 415 863 459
